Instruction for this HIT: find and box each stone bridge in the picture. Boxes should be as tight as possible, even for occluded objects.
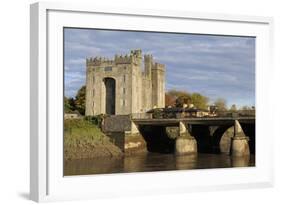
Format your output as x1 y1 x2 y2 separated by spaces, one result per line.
102 115 255 156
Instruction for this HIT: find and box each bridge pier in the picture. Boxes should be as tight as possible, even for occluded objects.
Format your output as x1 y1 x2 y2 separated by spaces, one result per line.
231 120 250 157
124 121 147 154
175 122 197 155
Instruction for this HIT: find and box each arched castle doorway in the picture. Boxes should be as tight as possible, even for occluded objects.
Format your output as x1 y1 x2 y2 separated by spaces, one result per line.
104 77 116 115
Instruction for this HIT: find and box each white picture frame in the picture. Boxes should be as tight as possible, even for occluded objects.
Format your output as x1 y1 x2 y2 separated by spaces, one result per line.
30 2 274 202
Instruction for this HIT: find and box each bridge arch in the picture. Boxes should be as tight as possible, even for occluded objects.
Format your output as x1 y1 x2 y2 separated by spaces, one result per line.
131 118 255 155
212 125 233 154
191 124 234 154
240 123 255 154
138 125 176 153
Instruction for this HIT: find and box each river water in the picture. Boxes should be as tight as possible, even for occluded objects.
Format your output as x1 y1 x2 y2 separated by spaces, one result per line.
64 153 255 176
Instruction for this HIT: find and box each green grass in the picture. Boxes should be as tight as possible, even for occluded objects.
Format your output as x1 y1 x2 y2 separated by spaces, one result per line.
64 119 110 147
64 119 122 160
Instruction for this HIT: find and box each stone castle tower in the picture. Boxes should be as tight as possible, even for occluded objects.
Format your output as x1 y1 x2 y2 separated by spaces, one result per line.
85 49 165 116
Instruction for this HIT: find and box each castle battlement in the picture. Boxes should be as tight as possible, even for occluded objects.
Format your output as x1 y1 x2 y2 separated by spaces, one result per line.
144 54 153 58
153 62 165 71
114 54 132 64
144 54 153 63
87 49 143 66
86 57 115 66
85 49 166 116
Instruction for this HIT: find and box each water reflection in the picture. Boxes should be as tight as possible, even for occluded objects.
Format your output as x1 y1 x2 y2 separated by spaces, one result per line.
231 155 251 167
175 154 197 170
64 153 255 176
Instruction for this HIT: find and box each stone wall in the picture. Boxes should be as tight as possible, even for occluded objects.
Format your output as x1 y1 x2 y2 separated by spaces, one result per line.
102 115 132 132
85 49 166 116
124 133 147 155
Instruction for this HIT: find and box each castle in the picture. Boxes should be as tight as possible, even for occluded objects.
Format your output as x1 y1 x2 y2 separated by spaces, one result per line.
85 49 165 116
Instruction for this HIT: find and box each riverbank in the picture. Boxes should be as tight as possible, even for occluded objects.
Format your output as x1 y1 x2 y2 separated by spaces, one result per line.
64 119 123 160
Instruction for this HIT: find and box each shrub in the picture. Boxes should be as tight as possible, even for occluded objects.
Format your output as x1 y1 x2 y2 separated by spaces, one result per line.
84 114 105 127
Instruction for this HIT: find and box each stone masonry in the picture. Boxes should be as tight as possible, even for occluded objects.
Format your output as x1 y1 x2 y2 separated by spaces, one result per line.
85 49 165 116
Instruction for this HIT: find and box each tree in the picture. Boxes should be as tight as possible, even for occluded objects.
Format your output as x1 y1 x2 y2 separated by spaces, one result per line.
166 90 192 107
167 90 191 100
75 85 86 115
64 96 72 113
68 97 76 109
241 105 251 110
190 93 209 109
229 104 237 112
165 93 175 107
175 94 192 107
214 98 227 111
165 89 210 108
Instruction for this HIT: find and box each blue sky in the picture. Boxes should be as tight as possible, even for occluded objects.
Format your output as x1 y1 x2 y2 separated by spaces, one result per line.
64 28 255 108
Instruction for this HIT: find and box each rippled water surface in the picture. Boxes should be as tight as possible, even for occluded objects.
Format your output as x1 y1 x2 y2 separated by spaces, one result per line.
64 153 255 176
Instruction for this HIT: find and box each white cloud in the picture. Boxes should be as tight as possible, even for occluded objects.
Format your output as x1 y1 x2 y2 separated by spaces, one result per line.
64 28 255 106
67 58 86 65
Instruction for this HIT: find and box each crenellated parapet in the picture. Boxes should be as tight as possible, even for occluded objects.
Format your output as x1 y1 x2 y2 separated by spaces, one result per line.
153 62 165 72
86 49 143 66
85 48 166 116
144 54 153 64
86 57 114 66
130 49 142 65
114 54 132 64
130 49 142 58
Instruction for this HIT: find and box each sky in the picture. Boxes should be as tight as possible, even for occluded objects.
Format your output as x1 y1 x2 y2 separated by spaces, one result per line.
64 28 255 108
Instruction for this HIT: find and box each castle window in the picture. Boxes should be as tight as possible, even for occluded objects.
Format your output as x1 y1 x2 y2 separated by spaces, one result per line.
123 88 125 94
93 89 95 96
93 76 95 83
104 67 112 71
123 75 126 82
123 99 125 106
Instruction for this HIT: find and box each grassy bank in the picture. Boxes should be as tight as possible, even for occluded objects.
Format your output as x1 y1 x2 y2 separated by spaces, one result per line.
64 119 123 160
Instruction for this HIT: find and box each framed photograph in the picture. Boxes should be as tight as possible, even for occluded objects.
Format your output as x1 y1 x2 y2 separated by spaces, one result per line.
30 2 274 202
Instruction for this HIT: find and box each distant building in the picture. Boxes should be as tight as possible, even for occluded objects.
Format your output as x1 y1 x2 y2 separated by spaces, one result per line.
208 105 218 117
85 49 166 116
147 107 210 118
176 108 209 118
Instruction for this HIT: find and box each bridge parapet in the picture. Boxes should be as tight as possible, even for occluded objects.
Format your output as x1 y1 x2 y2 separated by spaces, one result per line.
131 113 152 120
132 117 255 126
